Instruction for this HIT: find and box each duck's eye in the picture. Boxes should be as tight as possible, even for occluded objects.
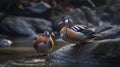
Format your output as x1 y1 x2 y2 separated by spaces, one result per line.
64 19 69 24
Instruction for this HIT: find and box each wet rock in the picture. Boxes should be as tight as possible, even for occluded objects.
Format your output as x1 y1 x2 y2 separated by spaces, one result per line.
20 17 52 33
0 16 36 36
47 44 104 64
47 39 120 64
0 39 13 47
92 38 120 58
12 1 51 20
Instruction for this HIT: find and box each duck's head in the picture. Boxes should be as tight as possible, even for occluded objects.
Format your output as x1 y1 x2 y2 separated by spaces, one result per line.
42 28 55 37
58 15 74 27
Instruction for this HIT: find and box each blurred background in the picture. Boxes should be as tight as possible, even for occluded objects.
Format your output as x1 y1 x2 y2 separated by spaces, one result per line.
0 0 120 67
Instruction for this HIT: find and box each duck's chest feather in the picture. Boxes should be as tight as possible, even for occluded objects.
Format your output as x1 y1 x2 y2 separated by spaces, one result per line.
34 36 48 44
60 27 87 42
33 36 54 48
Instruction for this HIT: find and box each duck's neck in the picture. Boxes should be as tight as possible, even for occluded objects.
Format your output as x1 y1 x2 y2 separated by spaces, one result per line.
66 23 74 28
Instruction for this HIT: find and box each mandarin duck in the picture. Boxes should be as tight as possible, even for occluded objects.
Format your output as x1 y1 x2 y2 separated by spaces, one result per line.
58 15 100 52
33 29 55 56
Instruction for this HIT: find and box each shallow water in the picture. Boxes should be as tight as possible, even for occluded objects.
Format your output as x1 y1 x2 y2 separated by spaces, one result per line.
0 37 69 67
0 37 119 67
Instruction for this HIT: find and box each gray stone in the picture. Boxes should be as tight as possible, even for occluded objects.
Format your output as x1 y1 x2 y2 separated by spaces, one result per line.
80 6 99 26
47 38 120 64
20 17 52 33
95 26 120 40
0 16 36 36
92 38 120 58
47 43 103 64
97 0 120 25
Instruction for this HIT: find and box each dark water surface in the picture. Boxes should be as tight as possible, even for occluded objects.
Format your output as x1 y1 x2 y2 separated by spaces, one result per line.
0 37 119 67
0 37 68 67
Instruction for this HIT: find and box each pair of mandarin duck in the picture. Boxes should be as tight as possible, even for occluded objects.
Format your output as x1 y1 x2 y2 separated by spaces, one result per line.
33 15 100 56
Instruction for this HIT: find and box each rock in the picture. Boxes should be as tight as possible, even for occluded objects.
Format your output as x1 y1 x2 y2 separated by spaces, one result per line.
80 6 99 26
12 1 52 20
0 39 13 47
95 26 120 40
91 0 107 7
47 43 105 64
0 16 36 36
97 0 120 25
47 38 120 64
112 11 120 25
67 8 88 25
95 25 113 33
20 17 52 33
92 38 120 58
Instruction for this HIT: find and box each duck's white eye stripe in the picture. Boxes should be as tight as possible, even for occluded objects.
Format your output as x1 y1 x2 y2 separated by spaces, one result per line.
64 19 69 23
46 32 50 35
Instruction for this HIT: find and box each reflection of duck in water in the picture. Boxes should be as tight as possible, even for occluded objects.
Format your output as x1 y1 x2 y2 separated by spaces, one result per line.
33 29 55 56
58 15 100 52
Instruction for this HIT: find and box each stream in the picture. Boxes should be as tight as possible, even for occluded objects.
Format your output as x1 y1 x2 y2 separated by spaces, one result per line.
0 37 119 67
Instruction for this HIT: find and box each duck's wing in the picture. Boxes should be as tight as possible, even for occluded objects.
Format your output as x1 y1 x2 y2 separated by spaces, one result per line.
70 25 95 35
46 36 54 48
33 36 48 48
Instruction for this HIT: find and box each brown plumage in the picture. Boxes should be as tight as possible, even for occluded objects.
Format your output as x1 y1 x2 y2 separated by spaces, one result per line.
33 30 54 56
59 15 100 52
